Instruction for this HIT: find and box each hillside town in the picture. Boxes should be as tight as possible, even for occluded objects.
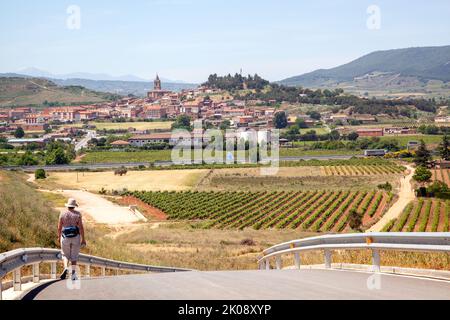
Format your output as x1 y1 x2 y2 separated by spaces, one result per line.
1 75 448 151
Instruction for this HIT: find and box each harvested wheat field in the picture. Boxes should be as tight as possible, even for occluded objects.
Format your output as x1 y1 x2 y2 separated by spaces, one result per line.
43 170 209 192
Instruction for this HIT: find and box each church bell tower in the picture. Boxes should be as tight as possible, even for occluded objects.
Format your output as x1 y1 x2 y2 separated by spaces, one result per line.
154 74 162 90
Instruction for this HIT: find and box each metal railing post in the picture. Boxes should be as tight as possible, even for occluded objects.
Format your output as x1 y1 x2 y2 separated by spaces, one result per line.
101 267 106 277
275 256 282 270
265 259 270 270
294 252 301 269
50 262 57 280
13 268 22 291
372 249 381 273
32 263 40 283
85 264 91 278
259 260 265 270
0 278 3 301
324 250 332 269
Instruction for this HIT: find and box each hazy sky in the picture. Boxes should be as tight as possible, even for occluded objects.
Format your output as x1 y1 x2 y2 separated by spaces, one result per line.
1 0 449 83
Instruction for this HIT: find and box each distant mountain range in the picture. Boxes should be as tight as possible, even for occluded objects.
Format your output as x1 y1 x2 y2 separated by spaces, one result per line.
0 68 198 96
279 45 450 97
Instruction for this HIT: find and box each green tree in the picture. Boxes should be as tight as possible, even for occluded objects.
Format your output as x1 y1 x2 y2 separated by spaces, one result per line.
287 125 300 136
413 166 432 184
328 130 341 141
45 147 69 165
172 115 192 131
295 118 308 129
35 169 47 180
306 111 321 120
347 132 359 141
14 127 25 139
439 135 450 161
274 111 288 129
219 120 231 130
413 140 431 167
18 151 38 166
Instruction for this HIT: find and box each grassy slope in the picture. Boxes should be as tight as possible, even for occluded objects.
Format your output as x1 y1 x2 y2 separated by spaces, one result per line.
0 170 59 252
0 77 118 108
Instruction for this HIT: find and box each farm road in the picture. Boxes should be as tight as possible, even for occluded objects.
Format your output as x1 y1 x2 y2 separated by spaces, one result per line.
369 165 415 232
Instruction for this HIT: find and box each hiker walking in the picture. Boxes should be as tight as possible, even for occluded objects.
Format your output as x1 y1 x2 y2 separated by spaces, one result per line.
57 198 86 281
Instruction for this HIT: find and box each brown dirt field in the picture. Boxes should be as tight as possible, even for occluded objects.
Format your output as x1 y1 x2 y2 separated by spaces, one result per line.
119 196 168 221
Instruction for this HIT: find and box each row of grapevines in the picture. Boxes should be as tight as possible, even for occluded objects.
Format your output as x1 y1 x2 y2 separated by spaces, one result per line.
335 191 368 232
321 191 358 231
276 191 325 229
406 199 424 232
311 191 351 232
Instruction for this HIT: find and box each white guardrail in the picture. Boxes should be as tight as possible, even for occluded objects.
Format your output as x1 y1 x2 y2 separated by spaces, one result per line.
257 232 450 271
0 247 192 300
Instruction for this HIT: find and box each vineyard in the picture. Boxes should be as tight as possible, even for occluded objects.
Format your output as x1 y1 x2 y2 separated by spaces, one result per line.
130 190 392 232
382 199 449 232
432 168 450 186
322 165 405 176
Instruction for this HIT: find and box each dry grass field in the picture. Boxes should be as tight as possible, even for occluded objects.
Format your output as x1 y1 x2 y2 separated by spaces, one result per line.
85 222 449 271
39 170 209 192
198 167 401 191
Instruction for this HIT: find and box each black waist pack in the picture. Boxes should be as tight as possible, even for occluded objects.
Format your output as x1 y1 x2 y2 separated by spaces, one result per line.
62 226 79 238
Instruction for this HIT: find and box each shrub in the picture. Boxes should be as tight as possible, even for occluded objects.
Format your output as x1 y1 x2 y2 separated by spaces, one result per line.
35 169 46 180
114 166 128 176
378 182 392 192
348 209 363 231
240 239 256 246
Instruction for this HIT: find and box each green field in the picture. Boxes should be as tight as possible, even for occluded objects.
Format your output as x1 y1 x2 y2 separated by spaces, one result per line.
68 121 173 131
81 150 173 163
280 149 361 157
379 135 443 146
299 127 330 135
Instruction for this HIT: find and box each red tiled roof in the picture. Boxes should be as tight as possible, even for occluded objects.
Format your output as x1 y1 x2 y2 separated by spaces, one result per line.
110 140 130 145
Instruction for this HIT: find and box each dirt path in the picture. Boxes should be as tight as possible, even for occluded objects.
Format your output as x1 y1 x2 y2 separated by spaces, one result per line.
28 174 144 225
60 190 143 225
369 165 415 232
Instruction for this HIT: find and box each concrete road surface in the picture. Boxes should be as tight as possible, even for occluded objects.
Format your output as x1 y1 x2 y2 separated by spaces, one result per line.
75 130 96 152
27 269 450 300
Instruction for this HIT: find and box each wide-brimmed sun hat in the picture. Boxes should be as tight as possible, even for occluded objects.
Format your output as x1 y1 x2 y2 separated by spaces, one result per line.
65 198 79 208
